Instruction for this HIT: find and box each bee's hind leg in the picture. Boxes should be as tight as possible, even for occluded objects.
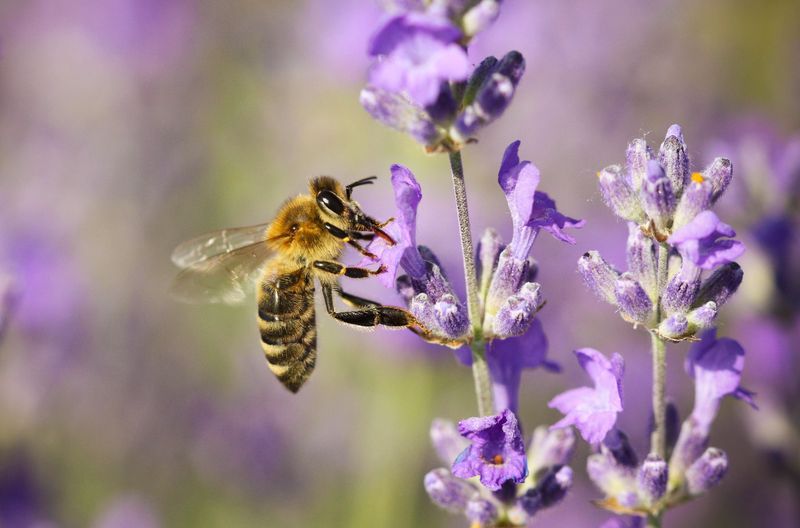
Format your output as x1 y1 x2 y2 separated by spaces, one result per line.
335 288 380 308
322 285 414 328
324 286 466 348
313 260 385 278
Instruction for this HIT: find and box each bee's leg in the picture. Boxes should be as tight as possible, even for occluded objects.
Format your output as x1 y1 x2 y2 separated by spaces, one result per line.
335 287 379 308
322 223 379 259
313 260 386 278
347 231 375 241
322 286 464 348
322 285 416 329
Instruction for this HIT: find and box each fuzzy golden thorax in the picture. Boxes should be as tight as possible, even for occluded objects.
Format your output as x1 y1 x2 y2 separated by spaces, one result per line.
265 195 344 265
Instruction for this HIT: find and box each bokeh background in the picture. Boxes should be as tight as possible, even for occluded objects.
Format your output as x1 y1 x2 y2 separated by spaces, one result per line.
0 0 798 526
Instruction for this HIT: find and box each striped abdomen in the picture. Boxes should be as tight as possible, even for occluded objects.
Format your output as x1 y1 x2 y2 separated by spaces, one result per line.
257 268 316 393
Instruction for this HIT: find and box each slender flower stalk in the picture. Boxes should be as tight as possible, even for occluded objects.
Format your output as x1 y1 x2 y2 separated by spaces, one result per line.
650 241 670 460
449 150 494 416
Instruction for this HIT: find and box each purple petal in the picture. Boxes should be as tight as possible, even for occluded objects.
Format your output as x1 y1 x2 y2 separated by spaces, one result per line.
668 211 745 270
362 164 423 287
549 349 624 445
487 319 554 413
368 13 461 56
686 330 755 429
452 409 528 491
528 191 585 244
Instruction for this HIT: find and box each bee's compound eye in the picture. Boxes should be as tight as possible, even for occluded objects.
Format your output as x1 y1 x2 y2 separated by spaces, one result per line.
290 224 299 234
316 190 345 216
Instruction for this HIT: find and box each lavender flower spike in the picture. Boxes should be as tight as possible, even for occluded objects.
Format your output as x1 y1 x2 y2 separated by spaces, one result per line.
667 210 745 270
452 409 528 491
686 330 756 431
368 13 471 106
549 349 625 445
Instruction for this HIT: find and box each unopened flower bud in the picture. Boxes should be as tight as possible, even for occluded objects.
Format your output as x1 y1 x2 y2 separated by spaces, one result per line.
528 426 576 474
486 248 530 318
424 468 475 513
578 251 621 305
694 262 743 309
492 293 535 338
658 313 689 339
518 466 572 515
463 0 501 37
659 124 689 196
423 84 458 122
587 453 636 498
430 419 468 464
638 454 668 505
465 497 498 526
662 267 701 316
705 157 733 204
598 165 645 222
626 138 654 191
641 160 676 230
687 301 717 330
360 87 441 146
434 294 469 338
603 429 639 468
452 51 525 143
626 223 659 301
673 172 712 229
686 447 728 496
411 293 435 327
492 282 542 338
669 418 709 485
615 273 654 324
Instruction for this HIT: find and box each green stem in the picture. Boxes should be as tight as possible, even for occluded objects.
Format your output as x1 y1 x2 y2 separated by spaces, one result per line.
647 513 663 528
650 331 667 458
650 241 670 460
448 150 494 417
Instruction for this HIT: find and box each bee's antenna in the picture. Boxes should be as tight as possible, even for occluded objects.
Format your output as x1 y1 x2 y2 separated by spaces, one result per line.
346 176 378 200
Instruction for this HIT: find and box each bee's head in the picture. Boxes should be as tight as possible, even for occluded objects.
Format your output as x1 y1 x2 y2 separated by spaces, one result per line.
310 176 395 244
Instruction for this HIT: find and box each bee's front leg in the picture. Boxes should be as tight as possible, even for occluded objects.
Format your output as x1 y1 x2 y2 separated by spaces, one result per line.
322 223 379 259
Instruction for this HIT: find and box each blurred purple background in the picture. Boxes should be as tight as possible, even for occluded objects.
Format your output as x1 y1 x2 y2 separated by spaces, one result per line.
0 0 798 526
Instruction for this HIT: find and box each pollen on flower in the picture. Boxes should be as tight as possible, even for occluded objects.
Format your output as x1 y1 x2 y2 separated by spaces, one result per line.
691 172 705 183
491 454 504 465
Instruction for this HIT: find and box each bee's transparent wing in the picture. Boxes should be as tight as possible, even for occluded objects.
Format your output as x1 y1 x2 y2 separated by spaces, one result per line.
171 223 272 268
170 240 274 305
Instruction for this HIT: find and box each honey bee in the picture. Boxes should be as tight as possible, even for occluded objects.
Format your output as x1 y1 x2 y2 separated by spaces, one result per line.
171 176 435 393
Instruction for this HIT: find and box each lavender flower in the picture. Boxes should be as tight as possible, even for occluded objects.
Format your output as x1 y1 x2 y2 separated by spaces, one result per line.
362 2 522 150
685 330 756 431
486 319 559 414
549 349 624 445
667 211 745 270
484 141 583 333
425 414 573 526
582 125 744 341
364 165 469 340
577 125 751 522
452 409 528 491
368 13 471 106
